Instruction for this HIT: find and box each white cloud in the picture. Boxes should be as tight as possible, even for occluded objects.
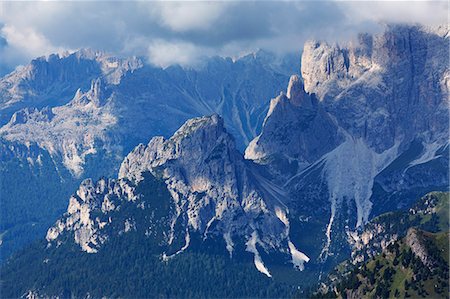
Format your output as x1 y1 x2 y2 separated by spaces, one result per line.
147 39 211 67
1 25 60 58
0 1 447 73
340 1 448 27
149 2 231 32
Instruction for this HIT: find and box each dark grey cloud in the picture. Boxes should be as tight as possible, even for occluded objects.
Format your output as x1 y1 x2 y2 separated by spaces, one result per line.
0 35 6 48
0 23 13 76
0 1 447 71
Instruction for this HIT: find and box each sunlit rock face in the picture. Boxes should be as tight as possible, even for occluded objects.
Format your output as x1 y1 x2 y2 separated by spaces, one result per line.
2 24 448 278
0 49 297 260
47 115 310 277
246 24 449 264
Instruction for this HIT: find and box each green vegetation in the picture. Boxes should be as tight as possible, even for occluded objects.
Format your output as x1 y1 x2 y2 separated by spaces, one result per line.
314 192 449 299
0 173 298 298
315 231 449 299
0 146 78 261
1 236 296 298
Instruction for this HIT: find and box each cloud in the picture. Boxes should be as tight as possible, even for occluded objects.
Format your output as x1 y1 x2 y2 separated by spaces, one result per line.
147 39 212 67
1 25 60 58
149 2 231 32
341 1 448 27
0 33 6 48
0 1 447 71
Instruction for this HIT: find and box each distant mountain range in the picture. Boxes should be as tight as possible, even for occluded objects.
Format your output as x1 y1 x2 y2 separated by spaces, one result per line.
0 24 448 298
0 49 298 259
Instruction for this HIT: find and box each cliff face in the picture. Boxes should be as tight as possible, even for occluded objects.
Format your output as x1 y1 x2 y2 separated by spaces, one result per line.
0 23 448 295
0 50 297 260
46 115 310 277
301 25 449 152
245 25 449 263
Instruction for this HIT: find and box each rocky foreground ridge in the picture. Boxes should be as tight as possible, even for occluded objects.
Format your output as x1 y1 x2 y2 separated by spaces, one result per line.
46 115 310 277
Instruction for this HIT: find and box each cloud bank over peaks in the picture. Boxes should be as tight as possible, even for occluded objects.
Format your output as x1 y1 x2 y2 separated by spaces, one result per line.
0 1 447 73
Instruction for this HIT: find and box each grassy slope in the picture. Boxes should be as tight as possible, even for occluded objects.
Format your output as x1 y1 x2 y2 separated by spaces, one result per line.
314 192 449 299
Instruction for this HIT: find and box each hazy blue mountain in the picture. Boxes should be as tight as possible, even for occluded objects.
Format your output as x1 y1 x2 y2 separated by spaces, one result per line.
0 50 298 260
0 24 448 298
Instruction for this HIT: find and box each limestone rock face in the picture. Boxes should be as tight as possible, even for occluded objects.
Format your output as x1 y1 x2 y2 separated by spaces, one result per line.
48 115 310 276
120 114 310 273
245 24 449 262
46 178 138 253
245 74 340 180
0 50 297 260
300 24 449 153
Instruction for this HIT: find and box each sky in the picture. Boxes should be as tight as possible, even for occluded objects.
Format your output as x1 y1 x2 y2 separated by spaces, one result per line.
0 1 447 73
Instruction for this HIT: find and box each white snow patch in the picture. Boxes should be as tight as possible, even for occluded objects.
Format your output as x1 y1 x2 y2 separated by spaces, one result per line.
162 229 191 261
244 136 262 160
273 206 311 271
246 231 272 277
275 207 289 227
179 230 191 253
223 232 234 257
288 241 310 270
320 196 336 260
81 243 97 253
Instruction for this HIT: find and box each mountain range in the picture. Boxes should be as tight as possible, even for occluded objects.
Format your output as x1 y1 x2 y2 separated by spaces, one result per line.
0 49 298 259
0 24 448 297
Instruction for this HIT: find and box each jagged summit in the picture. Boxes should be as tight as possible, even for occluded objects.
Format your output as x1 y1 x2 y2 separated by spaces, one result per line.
119 114 235 183
0 24 448 295
71 78 108 107
245 23 449 263
245 73 338 170
171 114 228 143
0 48 142 126
286 75 312 108
47 114 309 277
31 48 105 64
7 106 55 126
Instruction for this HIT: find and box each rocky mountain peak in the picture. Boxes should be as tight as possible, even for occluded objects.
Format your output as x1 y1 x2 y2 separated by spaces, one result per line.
171 113 230 146
45 115 310 276
119 114 236 183
286 74 314 108
72 78 107 107
245 75 339 171
6 106 55 126
245 24 448 263
46 176 140 253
